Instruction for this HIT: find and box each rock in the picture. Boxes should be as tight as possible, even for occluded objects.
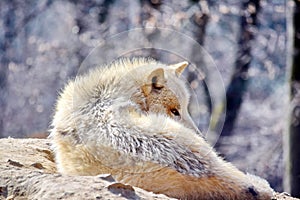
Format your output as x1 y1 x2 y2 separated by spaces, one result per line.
0 138 173 200
107 183 136 199
0 138 298 200
272 192 300 200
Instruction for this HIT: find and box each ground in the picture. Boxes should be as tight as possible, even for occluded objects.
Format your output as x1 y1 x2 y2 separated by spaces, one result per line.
0 138 298 200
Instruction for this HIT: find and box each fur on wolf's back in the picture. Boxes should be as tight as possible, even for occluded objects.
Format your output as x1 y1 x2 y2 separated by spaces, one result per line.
65 58 171 100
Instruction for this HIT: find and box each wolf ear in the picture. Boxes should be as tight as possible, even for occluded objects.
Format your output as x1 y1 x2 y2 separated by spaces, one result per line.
142 68 165 96
169 61 188 76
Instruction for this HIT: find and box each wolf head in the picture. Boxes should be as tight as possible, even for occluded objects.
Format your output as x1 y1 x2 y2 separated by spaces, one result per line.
128 59 200 135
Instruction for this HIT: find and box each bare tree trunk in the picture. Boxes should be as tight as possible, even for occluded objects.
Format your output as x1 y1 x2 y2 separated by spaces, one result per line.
0 1 16 138
285 0 300 197
220 0 260 136
0 67 7 138
189 0 211 109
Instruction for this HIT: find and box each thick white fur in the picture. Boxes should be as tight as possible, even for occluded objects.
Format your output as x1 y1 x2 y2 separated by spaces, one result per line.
50 57 274 200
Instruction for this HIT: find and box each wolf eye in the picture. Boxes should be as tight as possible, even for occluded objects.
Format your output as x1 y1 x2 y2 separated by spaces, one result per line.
170 108 180 116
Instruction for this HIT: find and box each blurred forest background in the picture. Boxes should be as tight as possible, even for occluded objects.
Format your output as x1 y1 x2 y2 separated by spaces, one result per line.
0 0 299 196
